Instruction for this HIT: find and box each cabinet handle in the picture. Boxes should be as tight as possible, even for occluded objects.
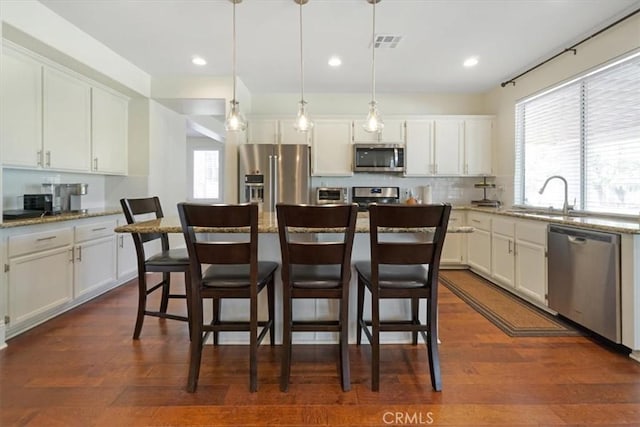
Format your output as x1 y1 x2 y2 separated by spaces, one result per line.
508 240 512 254
434 164 438 174
36 236 56 242
119 235 124 248
92 227 107 232
69 248 74 262
93 157 98 171
46 151 51 167
471 219 481 223
76 246 82 262
37 150 43 166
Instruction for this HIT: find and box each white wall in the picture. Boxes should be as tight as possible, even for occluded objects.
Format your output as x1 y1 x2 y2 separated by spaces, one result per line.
486 13 640 207
147 100 188 247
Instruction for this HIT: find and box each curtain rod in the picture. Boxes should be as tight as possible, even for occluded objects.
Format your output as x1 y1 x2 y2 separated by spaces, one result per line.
501 7 640 88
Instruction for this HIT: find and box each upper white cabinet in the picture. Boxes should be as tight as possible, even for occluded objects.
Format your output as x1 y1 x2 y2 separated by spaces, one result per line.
279 119 311 145
1 44 128 175
91 86 129 174
311 119 353 176
1 47 42 168
464 117 493 175
352 119 405 144
404 120 433 176
433 118 464 175
246 119 279 144
43 66 92 172
246 119 310 145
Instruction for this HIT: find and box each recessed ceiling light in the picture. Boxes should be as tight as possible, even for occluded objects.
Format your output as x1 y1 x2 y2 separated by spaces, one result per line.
328 56 342 67
463 56 479 68
192 56 207 66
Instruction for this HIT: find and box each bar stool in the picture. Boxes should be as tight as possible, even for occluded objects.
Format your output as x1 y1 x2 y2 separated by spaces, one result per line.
355 203 451 391
120 197 191 339
178 202 277 393
276 203 358 392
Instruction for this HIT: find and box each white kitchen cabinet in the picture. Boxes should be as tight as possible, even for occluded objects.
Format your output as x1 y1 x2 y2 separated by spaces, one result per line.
467 212 492 277
279 119 311 145
433 118 464 175
352 119 405 144
43 66 91 172
514 220 547 305
441 211 466 265
404 120 433 177
73 220 117 298
464 117 493 175
311 119 353 176
1 46 43 168
91 86 129 174
116 219 138 279
246 119 279 144
6 228 74 328
491 217 516 289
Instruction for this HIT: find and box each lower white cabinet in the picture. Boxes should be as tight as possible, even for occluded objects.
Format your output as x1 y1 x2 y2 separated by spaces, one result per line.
7 229 74 326
441 211 466 265
74 220 117 297
116 219 137 279
514 220 547 304
467 212 492 276
491 217 516 289
4 216 125 338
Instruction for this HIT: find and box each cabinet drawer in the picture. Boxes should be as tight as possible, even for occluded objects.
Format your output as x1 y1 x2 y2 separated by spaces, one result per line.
75 220 116 243
492 217 515 237
467 212 491 231
9 228 73 257
516 220 547 246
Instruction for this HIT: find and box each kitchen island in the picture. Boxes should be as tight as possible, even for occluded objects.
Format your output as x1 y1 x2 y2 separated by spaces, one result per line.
115 210 473 345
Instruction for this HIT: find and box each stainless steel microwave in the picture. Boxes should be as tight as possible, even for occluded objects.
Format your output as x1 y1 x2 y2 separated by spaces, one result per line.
353 144 405 173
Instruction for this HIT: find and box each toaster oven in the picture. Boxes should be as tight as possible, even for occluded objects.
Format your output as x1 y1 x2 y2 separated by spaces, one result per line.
316 187 348 205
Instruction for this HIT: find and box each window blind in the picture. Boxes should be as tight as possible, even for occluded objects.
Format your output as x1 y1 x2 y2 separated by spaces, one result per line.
515 52 640 215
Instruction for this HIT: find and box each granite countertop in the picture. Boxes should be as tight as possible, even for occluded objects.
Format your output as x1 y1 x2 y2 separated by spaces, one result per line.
114 211 475 234
0 208 123 229
469 206 640 234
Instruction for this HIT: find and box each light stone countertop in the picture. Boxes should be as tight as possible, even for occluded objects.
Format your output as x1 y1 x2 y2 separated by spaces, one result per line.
0 208 122 229
114 211 474 234
468 206 640 234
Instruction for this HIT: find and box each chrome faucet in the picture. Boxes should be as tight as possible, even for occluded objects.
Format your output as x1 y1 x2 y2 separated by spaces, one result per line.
539 175 570 215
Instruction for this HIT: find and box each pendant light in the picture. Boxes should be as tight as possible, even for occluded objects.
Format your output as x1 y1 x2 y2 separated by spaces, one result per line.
293 0 313 132
225 0 247 132
363 0 384 133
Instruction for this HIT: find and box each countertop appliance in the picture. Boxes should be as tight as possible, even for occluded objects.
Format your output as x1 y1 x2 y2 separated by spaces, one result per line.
351 186 400 211
316 187 348 205
353 144 404 173
547 224 621 343
238 144 311 212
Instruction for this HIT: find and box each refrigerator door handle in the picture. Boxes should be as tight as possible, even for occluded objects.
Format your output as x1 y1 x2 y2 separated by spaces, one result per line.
273 155 279 209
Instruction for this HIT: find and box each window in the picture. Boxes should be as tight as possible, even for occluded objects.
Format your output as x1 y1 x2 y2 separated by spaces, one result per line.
187 138 224 202
515 52 640 215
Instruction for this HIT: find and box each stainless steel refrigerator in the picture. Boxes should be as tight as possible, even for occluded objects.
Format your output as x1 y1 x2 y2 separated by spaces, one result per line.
238 144 311 211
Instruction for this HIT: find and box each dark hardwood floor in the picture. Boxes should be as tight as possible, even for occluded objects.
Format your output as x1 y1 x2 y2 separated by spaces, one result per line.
2 273 640 426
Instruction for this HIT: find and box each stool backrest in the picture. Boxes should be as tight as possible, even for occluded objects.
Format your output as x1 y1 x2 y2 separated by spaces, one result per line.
120 196 169 259
177 203 258 281
277 203 358 279
368 203 451 287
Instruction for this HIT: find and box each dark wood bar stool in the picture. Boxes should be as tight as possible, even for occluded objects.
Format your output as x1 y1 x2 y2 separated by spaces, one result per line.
355 203 451 391
276 203 358 392
178 202 277 393
120 197 191 339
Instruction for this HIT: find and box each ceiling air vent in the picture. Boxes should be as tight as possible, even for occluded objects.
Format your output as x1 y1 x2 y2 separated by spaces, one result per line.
373 34 403 49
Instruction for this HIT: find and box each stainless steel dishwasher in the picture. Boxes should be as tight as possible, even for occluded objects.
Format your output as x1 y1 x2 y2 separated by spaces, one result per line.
547 224 621 343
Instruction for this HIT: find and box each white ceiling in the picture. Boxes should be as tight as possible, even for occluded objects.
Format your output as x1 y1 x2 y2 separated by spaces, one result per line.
38 0 640 95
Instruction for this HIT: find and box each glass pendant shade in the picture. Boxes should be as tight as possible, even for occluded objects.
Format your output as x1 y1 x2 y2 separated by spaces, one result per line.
225 100 246 132
363 101 384 133
294 101 314 132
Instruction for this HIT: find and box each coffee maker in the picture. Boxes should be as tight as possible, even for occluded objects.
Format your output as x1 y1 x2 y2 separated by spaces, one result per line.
42 183 89 213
